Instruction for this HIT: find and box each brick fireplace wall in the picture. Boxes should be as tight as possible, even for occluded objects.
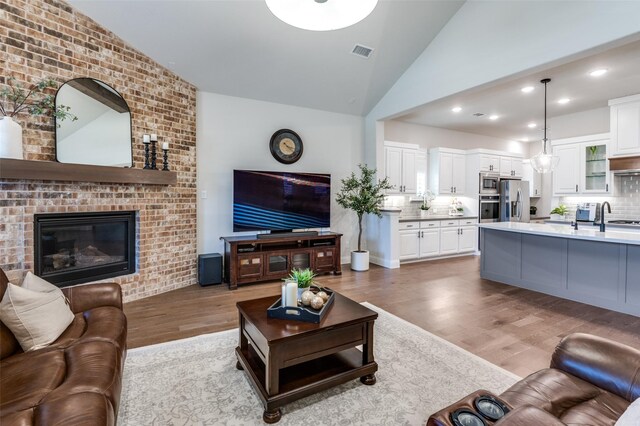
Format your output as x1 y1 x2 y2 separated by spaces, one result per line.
0 0 197 301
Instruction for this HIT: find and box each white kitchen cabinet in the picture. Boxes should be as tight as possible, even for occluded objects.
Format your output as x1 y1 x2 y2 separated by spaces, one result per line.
522 160 542 197
480 155 500 173
439 227 460 255
500 156 523 178
609 94 640 157
552 134 612 196
399 229 420 260
429 148 466 195
384 143 426 195
459 226 477 252
553 144 581 194
419 228 440 257
384 146 402 192
398 222 420 260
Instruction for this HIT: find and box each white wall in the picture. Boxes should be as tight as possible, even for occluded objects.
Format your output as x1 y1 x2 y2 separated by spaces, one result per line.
384 120 526 154
548 107 610 140
197 92 365 262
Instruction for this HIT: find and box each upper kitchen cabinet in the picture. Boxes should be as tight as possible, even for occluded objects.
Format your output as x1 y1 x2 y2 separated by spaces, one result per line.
383 142 426 195
499 156 523 178
609 94 640 157
479 155 500 173
522 160 542 197
429 148 466 195
552 133 612 196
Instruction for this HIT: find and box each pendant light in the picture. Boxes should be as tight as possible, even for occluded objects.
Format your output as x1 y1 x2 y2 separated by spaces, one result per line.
530 78 559 174
265 0 378 31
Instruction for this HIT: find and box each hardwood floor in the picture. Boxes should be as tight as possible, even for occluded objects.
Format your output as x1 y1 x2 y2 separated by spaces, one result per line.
124 255 640 378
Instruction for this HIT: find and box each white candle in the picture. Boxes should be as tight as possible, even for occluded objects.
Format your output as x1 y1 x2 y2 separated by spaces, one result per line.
162 142 169 150
150 134 158 141
143 134 150 143
281 284 287 307
286 281 298 307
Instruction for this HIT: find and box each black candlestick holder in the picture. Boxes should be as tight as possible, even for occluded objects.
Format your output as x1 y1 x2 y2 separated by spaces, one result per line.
162 149 169 171
150 141 157 170
143 143 151 169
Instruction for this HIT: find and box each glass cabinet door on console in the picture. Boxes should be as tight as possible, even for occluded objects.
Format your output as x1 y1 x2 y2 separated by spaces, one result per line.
266 253 289 277
583 143 610 193
291 251 311 270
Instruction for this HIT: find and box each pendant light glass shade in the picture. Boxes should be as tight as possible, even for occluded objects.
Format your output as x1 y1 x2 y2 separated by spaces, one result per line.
265 0 378 31
531 78 559 174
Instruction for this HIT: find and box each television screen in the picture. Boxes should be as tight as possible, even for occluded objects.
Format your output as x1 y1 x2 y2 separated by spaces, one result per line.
233 170 331 232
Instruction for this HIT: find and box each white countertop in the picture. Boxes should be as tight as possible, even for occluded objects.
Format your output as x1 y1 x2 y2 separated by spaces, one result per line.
399 215 478 222
478 222 640 246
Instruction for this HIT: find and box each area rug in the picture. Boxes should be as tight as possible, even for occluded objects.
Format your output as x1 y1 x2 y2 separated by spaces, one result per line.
118 303 520 425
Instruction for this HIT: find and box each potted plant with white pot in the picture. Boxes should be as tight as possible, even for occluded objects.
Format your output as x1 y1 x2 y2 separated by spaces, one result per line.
1 77 76 159
336 164 392 271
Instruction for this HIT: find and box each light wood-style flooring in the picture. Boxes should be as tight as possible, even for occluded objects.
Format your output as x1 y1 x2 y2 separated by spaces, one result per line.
124 255 640 377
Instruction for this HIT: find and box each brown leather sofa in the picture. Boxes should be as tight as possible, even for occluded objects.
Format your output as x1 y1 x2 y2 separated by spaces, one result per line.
428 333 640 425
0 269 127 425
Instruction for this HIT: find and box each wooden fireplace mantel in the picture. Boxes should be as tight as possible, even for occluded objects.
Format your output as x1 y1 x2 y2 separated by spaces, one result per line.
0 158 177 185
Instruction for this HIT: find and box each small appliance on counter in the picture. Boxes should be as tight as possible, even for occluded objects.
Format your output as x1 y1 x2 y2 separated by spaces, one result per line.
575 203 601 223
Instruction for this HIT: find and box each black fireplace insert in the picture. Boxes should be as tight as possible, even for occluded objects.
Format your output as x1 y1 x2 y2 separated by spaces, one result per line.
34 211 136 287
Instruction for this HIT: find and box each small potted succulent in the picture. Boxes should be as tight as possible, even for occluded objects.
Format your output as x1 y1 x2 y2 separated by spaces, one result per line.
550 204 569 221
286 267 317 290
0 76 76 159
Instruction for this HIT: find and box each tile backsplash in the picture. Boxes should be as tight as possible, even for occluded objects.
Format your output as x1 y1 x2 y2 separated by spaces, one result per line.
384 195 474 216
560 175 640 221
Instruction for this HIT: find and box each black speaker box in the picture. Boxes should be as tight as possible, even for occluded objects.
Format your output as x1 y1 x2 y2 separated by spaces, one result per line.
198 253 222 286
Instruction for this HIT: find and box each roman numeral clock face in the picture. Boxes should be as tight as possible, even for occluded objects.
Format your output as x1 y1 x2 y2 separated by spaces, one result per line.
270 129 303 164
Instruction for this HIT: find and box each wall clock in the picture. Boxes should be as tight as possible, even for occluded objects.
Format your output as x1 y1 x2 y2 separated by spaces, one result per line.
270 129 303 164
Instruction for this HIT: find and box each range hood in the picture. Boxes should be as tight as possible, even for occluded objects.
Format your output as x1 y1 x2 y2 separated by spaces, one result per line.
609 156 640 175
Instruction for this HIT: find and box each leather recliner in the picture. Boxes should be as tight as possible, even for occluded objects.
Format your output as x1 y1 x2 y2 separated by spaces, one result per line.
0 268 127 425
428 333 640 425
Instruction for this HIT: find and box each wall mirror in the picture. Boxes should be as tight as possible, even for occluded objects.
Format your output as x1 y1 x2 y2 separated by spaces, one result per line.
55 78 133 167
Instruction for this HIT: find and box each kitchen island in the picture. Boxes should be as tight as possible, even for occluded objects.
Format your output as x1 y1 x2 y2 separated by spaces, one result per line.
478 222 640 316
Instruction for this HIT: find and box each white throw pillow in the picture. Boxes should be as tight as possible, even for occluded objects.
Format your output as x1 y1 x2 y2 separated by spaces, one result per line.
0 274 74 352
616 398 640 426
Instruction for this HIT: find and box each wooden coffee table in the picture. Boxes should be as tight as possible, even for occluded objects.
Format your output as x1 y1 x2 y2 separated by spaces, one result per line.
235 292 378 423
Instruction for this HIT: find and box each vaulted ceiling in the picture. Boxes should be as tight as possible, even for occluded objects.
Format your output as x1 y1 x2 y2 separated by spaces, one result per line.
69 0 464 116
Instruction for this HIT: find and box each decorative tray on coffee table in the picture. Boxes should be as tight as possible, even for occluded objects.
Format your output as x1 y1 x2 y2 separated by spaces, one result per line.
267 287 335 323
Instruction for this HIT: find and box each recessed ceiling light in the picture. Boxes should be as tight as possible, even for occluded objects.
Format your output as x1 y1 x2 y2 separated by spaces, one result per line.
521 86 534 93
451 106 462 113
557 98 571 104
527 123 537 128
489 115 499 120
522 137 529 142
589 68 608 77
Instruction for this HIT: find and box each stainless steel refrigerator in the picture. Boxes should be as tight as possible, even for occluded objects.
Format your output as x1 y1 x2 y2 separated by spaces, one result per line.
499 179 530 222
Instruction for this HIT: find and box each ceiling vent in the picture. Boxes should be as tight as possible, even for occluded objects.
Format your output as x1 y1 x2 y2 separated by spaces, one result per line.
473 112 485 117
352 44 374 59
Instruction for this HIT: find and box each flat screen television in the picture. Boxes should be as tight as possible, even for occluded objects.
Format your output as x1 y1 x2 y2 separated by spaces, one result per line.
233 170 331 232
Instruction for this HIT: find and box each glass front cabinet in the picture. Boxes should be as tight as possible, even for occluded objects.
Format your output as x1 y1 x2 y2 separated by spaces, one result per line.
581 139 611 194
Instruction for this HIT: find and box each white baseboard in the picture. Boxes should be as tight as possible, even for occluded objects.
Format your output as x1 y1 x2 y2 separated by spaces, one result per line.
370 255 400 269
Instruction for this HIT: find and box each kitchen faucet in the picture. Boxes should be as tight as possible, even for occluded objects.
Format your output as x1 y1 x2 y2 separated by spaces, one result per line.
600 202 611 232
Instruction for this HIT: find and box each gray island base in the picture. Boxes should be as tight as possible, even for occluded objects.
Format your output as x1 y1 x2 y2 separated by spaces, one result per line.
479 223 640 317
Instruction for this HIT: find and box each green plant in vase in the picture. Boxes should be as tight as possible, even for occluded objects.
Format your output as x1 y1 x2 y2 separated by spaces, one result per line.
1 77 76 159
550 204 569 219
588 146 598 161
285 268 317 289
